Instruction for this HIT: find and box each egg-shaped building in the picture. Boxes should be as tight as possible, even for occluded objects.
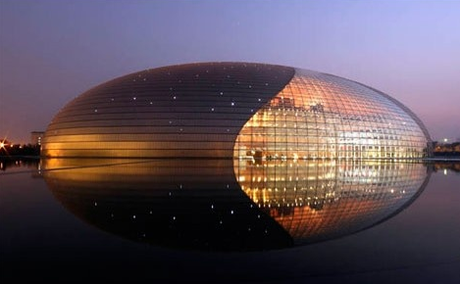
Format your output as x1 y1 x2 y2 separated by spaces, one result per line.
42 62 431 159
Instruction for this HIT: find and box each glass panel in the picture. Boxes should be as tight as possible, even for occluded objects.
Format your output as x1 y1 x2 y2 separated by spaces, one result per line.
234 71 428 160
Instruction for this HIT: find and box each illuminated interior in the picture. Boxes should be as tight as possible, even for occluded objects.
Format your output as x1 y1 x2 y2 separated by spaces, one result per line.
234 70 430 161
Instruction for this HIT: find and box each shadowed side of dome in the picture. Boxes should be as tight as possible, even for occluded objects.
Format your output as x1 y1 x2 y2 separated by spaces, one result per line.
42 62 295 158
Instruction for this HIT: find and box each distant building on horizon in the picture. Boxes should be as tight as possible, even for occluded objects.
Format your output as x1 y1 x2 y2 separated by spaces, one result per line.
30 131 45 146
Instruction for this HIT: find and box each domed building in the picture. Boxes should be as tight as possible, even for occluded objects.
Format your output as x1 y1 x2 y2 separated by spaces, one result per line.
42 62 431 159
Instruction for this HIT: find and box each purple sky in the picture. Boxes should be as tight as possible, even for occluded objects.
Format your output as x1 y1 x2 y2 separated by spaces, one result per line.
1 0 459 144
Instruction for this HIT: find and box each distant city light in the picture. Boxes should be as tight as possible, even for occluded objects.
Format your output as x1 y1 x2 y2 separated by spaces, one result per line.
0 137 8 149
0 137 10 155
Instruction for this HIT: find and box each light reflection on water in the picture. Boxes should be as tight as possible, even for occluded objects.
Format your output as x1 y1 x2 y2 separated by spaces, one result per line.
1 158 459 283
33 158 430 251
234 159 430 245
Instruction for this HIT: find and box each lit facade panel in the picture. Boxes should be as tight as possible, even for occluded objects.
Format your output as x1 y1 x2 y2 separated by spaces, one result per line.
234 70 430 160
42 62 430 158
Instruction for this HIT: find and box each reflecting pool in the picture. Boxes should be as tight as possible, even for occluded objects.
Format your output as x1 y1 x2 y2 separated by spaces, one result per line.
1 158 459 283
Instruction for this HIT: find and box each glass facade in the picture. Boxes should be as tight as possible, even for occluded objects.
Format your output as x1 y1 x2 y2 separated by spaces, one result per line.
234 70 430 160
42 62 430 159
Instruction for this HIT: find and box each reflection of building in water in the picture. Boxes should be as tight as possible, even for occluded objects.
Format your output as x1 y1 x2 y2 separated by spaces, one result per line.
234 159 430 244
0 158 41 176
41 158 429 250
42 159 293 251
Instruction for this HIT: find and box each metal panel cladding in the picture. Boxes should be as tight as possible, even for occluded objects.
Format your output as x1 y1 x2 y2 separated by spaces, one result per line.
42 63 295 158
42 62 430 159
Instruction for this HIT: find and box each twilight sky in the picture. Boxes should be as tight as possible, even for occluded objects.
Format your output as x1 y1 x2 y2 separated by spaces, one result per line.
1 0 459 143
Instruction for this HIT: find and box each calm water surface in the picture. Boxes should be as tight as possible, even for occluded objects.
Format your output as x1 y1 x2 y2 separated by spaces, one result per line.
1 159 459 283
